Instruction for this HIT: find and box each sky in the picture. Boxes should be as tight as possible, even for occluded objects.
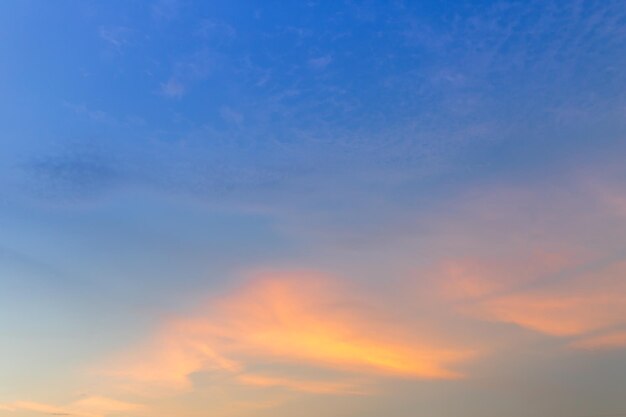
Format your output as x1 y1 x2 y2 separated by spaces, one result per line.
1 0 626 416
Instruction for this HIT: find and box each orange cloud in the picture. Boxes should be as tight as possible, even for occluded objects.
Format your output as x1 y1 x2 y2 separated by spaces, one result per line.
70 396 143 415
3 402 73 416
472 260 626 336
102 270 473 396
0 397 142 417
434 253 626 339
236 374 366 395
434 251 573 301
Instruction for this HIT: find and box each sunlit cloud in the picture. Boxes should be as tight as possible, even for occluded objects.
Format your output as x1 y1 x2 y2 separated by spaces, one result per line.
0 397 142 417
235 374 366 395
432 251 574 301
451 259 626 337
570 330 626 350
70 396 143 415
424 182 626 345
3 402 73 416
2 0 626 416
101 270 473 396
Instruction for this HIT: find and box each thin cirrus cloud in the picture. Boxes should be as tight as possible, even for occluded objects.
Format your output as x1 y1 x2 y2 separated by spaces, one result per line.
438 257 626 339
423 179 626 351
100 270 474 397
571 330 626 350
96 177 626 409
0 397 142 417
235 374 366 396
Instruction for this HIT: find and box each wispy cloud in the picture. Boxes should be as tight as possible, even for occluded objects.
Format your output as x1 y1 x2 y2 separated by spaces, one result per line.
25 146 122 201
461 261 626 337
220 106 244 125
196 19 236 42
420 176 626 349
159 49 215 98
159 78 186 98
98 26 134 50
571 330 626 350
151 0 179 21
308 55 332 70
100 270 473 396
0 397 142 417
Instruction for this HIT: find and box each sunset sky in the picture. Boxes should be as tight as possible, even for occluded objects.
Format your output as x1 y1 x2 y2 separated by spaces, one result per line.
1 1 626 416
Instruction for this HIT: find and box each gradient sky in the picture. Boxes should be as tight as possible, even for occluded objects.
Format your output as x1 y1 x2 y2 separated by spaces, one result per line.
1 1 626 416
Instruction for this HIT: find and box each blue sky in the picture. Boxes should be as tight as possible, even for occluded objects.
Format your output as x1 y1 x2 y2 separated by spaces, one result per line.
1 1 626 417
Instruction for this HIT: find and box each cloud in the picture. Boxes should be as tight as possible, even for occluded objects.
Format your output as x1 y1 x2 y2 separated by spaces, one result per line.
196 19 236 41
235 374 366 395
64 103 111 123
3 402 72 416
308 55 332 70
100 270 473 396
69 397 142 415
98 26 134 50
25 146 122 201
571 330 626 350
432 251 575 302
159 49 214 98
464 267 626 337
160 78 185 98
0 397 141 417
220 106 244 125
151 0 179 21
422 179 626 345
